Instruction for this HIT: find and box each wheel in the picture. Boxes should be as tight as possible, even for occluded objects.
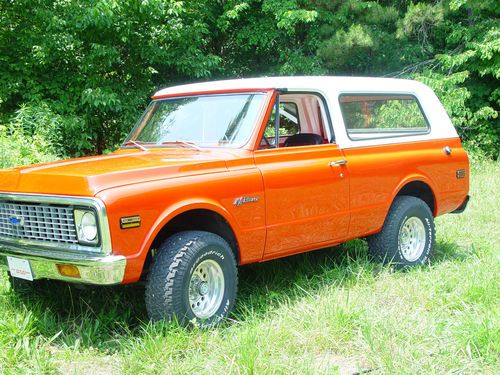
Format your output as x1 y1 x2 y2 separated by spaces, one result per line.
145 230 238 327
368 196 435 269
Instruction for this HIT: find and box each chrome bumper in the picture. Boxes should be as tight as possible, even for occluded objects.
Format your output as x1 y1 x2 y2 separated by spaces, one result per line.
0 243 126 285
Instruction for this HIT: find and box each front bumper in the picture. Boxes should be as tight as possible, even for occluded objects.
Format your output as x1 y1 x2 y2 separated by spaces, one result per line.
0 243 126 285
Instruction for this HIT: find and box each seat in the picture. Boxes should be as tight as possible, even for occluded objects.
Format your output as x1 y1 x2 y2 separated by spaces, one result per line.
283 133 324 147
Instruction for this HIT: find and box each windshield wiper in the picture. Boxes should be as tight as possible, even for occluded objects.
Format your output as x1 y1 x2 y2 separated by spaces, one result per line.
160 141 202 151
125 140 148 151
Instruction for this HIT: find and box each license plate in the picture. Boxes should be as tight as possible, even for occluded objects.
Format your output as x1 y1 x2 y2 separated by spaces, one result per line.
7 256 33 281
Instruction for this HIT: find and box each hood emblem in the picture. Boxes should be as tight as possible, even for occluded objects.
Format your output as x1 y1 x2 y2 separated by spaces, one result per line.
233 196 259 206
9 216 25 226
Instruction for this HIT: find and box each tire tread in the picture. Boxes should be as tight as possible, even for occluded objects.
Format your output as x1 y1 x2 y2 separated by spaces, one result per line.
368 195 435 267
145 230 237 324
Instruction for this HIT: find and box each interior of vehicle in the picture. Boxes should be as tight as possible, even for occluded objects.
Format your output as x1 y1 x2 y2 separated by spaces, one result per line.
259 93 332 149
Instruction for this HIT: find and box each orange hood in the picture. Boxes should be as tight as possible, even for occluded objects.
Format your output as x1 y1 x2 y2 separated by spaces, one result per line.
0 149 231 197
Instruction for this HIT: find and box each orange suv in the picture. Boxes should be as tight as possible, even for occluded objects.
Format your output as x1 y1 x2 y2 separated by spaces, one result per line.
0 77 470 326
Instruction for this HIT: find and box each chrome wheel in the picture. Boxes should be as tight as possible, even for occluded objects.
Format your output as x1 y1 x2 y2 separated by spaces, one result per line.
188 259 225 319
398 216 426 262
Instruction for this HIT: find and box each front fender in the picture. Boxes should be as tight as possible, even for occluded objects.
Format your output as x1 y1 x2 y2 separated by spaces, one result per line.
141 198 239 254
96 169 267 283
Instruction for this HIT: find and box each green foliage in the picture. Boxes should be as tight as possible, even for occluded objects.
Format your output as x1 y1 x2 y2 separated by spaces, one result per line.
410 0 500 158
375 100 427 129
0 103 60 169
0 0 221 155
398 2 444 52
0 0 498 160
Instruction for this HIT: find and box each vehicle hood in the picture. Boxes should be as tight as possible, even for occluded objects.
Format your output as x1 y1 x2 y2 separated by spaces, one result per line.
0 149 231 196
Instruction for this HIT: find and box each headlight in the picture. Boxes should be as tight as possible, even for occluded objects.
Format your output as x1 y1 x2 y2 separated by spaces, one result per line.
74 209 99 245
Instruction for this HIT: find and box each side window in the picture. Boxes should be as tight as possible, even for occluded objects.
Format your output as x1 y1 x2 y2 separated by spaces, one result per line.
260 94 331 149
339 94 429 140
264 102 300 139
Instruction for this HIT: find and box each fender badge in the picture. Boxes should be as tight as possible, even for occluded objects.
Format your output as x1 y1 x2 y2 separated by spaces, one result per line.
456 169 466 179
233 196 259 206
120 216 141 229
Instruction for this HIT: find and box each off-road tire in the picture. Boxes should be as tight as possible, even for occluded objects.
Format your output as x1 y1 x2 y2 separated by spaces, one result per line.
368 196 435 269
145 230 237 327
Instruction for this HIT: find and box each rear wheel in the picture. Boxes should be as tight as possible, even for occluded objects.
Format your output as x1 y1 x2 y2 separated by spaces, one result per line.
368 196 435 269
145 230 237 327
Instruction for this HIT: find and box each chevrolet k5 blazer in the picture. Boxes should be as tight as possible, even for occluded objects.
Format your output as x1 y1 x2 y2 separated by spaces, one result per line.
0 76 470 326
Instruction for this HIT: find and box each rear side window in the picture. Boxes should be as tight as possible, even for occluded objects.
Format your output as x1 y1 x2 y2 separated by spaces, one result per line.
339 94 429 140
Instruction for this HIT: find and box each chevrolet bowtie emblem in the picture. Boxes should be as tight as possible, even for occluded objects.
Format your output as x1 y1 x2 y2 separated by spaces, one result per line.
9 216 25 226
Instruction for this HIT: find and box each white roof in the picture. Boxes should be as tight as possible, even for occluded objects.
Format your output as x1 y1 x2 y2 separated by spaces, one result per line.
154 76 431 97
153 75 457 149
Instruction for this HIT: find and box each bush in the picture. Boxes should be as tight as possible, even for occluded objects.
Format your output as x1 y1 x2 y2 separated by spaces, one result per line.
0 1 497 159
0 103 61 169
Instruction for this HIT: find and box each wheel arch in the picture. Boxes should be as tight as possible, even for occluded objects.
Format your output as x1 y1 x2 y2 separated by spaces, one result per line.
139 201 240 279
392 176 437 216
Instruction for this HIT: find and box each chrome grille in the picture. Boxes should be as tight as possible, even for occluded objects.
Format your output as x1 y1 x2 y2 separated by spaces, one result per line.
0 202 77 244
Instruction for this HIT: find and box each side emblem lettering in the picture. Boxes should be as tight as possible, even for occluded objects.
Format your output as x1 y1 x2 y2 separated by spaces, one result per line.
233 196 259 206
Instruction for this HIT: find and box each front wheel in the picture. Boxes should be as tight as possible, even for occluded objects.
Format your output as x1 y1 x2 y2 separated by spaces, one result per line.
145 230 237 327
368 196 435 269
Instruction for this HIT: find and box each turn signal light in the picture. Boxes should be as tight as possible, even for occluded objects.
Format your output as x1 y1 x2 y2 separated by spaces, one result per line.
56 264 81 278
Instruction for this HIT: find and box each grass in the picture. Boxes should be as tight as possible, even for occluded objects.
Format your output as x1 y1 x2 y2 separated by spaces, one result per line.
0 159 498 374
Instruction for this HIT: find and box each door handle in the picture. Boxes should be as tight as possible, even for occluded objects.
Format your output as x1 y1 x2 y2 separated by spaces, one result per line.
329 159 347 166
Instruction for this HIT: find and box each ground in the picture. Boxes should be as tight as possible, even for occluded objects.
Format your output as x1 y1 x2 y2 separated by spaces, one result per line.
0 159 498 374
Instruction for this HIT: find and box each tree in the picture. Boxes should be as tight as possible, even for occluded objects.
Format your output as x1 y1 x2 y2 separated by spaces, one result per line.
0 0 220 155
0 0 498 158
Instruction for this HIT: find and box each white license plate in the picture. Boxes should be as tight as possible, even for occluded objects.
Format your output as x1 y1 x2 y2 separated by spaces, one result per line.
7 256 33 281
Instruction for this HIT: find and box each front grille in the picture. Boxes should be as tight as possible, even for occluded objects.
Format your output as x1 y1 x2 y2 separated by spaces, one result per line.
0 202 78 244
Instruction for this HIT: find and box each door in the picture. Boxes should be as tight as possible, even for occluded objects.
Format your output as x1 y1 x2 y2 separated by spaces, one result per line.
254 92 350 258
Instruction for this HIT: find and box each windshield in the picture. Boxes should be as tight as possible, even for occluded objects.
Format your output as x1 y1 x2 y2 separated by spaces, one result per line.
124 93 266 148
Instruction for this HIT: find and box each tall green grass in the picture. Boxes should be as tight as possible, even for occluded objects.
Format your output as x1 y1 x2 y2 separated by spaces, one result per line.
0 159 498 374
0 103 61 169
